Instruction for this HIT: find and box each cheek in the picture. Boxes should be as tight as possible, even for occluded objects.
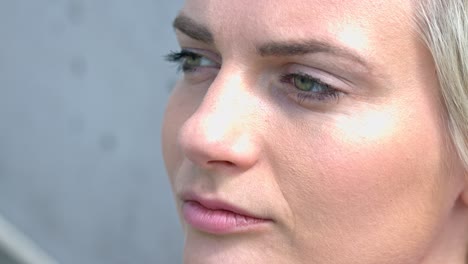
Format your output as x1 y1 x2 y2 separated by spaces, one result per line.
323 109 441 202
161 100 181 186
161 82 200 181
275 102 456 261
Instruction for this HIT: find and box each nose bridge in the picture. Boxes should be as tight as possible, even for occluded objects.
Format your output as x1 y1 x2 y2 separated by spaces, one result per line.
197 71 248 134
178 66 260 169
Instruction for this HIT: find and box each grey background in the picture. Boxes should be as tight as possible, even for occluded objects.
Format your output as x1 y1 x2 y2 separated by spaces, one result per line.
0 0 184 263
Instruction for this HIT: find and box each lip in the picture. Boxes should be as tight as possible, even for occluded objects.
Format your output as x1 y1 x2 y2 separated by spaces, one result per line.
181 192 272 234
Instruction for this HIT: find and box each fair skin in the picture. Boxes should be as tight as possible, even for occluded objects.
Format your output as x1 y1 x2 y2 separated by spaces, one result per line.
162 0 468 263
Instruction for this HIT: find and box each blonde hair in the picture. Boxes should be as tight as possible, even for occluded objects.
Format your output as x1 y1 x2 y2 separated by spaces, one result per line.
415 0 468 172
415 1 468 262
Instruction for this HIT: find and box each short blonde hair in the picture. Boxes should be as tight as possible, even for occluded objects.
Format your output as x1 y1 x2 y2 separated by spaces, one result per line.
416 0 468 172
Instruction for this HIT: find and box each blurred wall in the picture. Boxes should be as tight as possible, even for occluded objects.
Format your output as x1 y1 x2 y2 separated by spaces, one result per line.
0 0 184 263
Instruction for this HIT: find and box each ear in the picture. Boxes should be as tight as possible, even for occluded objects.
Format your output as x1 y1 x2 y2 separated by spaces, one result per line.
462 190 468 207
462 172 468 207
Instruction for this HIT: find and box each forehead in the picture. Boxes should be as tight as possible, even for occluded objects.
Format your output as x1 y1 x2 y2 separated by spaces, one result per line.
179 0 421 79
181 0 416 40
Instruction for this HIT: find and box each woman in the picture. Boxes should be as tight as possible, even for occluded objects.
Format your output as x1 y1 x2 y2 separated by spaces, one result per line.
162 0 468 263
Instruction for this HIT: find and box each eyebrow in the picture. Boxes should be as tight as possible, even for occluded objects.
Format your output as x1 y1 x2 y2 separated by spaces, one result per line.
173 14 372 71
172 14 214 43
258 41 370 70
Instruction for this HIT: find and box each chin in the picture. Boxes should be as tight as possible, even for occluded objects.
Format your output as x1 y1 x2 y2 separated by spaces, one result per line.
182 230 291 264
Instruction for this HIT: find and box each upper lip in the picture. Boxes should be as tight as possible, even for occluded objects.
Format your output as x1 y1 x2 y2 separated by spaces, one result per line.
181 191 270 220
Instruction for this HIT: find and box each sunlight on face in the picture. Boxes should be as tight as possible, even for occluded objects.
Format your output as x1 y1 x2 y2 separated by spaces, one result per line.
162 0 467 263
336 26 369 55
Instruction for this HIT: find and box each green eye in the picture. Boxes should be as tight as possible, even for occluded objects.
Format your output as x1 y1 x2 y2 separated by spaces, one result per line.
293 75 328 92
184 54 202 67
181 53 217 72
279 73 341 103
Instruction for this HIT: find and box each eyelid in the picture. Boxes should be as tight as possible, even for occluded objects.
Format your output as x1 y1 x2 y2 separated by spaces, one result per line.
284 64 351 92
181 47 222 65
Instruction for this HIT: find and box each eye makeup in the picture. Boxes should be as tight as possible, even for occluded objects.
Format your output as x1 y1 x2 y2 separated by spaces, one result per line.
166 49 347 107
165 49 220 73
279 72 343 103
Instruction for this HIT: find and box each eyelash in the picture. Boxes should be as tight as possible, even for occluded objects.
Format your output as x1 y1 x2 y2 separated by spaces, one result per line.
279 73 342 103
165 50 218 73
165 50 342 104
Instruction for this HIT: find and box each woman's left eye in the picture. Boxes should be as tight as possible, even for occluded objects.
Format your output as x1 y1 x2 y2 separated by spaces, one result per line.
280 73 343 103
165 50 219 73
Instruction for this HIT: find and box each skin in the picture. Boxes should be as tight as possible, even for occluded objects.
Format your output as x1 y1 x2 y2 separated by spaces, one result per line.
162 0 468 263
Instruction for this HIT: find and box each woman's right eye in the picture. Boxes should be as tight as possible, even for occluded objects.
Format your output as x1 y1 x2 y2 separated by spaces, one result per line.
165 50 219 73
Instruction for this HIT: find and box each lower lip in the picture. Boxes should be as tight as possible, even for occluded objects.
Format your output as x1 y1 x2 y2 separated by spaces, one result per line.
182 201 270 234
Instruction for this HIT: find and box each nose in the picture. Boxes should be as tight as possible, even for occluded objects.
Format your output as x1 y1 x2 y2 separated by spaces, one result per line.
178 72 261 172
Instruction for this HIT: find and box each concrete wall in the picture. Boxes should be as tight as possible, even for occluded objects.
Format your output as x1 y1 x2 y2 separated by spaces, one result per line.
0 1 184 263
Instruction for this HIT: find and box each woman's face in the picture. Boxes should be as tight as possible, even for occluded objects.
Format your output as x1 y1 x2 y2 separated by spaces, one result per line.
162 0 467 263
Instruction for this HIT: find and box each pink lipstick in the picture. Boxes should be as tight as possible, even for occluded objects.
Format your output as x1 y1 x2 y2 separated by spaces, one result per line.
182 199 270 234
